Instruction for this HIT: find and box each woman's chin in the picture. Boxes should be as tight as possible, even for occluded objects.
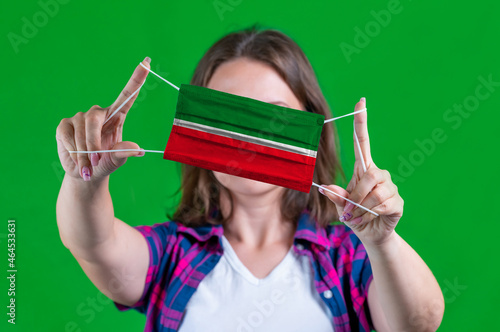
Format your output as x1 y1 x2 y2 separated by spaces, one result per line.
213 171 281 196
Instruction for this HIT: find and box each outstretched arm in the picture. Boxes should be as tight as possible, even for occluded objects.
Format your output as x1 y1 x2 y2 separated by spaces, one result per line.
56 58 152 307
320 97 444 331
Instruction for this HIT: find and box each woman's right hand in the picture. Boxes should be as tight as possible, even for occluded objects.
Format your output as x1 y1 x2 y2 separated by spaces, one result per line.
56 57 151 182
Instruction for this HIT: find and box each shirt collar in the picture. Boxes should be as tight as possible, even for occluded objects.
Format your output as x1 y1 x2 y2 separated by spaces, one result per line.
176 210 330 250
176 222 223 242
176 208 224 242
293 210 331 250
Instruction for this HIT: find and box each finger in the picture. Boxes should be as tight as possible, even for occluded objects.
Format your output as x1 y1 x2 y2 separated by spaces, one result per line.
318 184 349 217
346 211 375 227
353 97 372 168
346 174 357 194
343 176 358 215
109 141 144 169
348 167 388 206
349 196 400 227
73 113 92 181
85 106 107 167
108 57 151 119
56 118 78 166
351 184 395 219
371 195 400 218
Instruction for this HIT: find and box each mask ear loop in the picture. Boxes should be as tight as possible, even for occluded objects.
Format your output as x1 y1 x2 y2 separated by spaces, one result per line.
104 63 179 125
69 63 181 155
353 118 367 173
69 61 378 216
137 65 377 216
312 107 379 217
139 63 180 91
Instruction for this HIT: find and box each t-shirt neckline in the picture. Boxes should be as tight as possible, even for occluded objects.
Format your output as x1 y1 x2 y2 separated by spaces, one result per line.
221 235 295 286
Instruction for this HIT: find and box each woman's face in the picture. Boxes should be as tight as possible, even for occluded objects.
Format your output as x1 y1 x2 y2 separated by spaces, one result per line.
206 57 303 197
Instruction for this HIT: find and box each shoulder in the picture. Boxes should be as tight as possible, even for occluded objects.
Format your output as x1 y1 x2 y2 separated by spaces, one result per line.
135 219 181 236
134 220 223 252
134 220 182 245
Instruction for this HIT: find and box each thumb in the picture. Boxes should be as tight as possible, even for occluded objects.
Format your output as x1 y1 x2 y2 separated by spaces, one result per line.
319 184 349 217
110 141 144 166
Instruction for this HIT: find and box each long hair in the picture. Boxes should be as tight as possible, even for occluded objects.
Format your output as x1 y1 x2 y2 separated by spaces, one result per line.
171 27 344 227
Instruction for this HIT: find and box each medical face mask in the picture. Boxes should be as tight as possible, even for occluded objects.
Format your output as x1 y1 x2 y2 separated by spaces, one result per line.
168 83 324 192
71 62 377 216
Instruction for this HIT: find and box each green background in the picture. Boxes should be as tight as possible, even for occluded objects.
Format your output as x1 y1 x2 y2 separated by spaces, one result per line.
1 0 498 331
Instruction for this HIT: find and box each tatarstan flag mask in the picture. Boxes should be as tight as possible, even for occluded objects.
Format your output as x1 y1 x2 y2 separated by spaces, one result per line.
167 84 324 192
70 61 378 216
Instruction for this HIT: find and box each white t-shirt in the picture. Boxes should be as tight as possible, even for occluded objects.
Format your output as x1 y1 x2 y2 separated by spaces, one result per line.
178 235 334 332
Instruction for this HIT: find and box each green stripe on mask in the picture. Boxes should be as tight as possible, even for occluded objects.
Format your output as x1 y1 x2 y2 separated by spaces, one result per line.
175 84 324 151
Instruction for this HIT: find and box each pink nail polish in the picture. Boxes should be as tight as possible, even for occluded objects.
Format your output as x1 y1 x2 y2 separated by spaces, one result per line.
90 153 99 166
344 202 354 214
342 212 353 222
318 187 325 195
82 166 91 181
350 217 363 225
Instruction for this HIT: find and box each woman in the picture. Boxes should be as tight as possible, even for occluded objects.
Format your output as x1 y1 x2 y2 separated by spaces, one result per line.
56 28 444 331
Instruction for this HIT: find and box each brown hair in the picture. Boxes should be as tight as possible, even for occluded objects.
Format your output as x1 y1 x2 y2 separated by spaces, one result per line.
171 27 344 227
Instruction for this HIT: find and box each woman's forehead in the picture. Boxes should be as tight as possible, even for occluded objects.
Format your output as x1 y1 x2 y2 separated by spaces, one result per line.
207 58 303 111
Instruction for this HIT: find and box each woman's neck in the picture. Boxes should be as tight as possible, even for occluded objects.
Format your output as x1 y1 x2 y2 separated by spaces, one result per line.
220 188 296 249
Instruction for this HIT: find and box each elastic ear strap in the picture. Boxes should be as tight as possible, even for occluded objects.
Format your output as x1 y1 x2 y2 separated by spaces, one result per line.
324 108 366 123
323 107 368 172
139 62 180 91
320 107 373 215
311 183 379 216
71 62 183 154
68 149 164 154
70 61 375 216
104 63 180 125
103 82 144 125
353 120 367 173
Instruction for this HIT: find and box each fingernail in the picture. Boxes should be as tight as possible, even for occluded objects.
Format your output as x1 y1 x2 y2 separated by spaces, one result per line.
339 215 346 222
82 166 91 181
144 56 151 64
90 153 99 166
349 217 363 225
360 97 366 103
342 212 353 222
344 202 354 214
137 149 145 157
318 187 325 195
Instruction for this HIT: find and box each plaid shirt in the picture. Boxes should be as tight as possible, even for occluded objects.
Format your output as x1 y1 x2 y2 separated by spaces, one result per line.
115 211 374 331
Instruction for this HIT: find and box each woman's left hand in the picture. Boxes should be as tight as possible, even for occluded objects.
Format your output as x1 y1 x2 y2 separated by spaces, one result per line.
320 97 404 247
